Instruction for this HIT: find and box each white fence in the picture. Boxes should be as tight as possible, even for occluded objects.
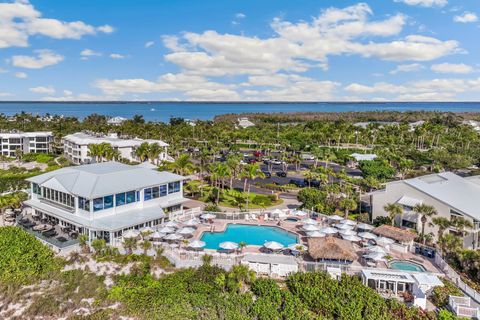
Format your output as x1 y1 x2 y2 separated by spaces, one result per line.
449 296 480 319
435 253 480 305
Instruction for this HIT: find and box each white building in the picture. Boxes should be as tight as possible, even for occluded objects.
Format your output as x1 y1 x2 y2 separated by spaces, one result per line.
241 254 298 277
0 131 53 157
62 132 170 164
24 162 187 246
370 172 480 249
107 116 127 126
237 117 255 129
350 153 377 161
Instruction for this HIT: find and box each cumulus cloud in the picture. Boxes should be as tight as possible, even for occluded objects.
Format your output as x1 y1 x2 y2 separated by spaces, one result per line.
394 0 447 7
0 0 113 48
11 49 64 69
390 63 424 74
14 72 27 78
109 53 125 59
81 49 101 57
431 63 473 74
453 12 478 23
29 86 55 95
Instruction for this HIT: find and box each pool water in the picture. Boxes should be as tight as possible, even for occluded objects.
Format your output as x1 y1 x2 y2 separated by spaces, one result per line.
201 224 298 249
389 261 426 272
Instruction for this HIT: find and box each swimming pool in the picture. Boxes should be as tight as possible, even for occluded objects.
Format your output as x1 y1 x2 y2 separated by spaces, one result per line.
200 224 298 249
389 260 426 272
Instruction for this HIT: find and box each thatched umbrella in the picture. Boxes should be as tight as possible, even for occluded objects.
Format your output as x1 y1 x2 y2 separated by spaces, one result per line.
307 237 356 262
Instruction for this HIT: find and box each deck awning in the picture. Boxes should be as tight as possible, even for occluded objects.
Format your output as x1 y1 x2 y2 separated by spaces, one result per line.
396 196 423 208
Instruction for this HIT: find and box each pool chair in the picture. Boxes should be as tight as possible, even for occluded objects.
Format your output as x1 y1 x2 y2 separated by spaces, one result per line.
245 214 250 221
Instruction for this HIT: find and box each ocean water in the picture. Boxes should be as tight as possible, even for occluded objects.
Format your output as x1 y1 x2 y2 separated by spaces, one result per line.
1 102 480 122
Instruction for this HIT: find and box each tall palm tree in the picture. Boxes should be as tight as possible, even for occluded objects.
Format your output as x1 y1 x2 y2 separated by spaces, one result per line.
383 203 403 226
87 144 101 163
451 216 474 237
123 237 138 255
413 203 437 244
135 142 150 162
432 217 452 242
147 143 162 165
169 154 195 175
339 197 357 219
240 163 265 192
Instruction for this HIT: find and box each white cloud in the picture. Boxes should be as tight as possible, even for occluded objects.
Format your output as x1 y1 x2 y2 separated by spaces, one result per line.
0 92 12 97
431 63 473 74
29 86 55 95
63 90 73 96
145 41 155 48
11 49 64 69
390 63 424 74
453 12 478 23
162 4 459 78
98 24 114 33
109 53 125 59
0 0 112 48
394 0 447 7
14 72 27 78
81 49 102 57
235 13 246 19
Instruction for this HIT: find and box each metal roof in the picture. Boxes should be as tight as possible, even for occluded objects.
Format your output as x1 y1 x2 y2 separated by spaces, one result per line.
242 254 298 265
361 269 415 283
396 195 423 208
63 132 168 147
404 172 480 221
27 162 185 199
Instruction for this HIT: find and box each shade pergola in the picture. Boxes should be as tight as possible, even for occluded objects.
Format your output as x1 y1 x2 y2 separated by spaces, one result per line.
264 241 284 251
302 224 320 232
219 241 238 250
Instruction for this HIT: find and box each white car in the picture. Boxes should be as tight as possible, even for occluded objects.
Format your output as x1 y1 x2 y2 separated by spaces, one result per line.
301 154 315 161
270 159 285 165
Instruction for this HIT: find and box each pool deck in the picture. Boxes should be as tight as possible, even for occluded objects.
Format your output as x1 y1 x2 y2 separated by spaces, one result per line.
187 218 442 274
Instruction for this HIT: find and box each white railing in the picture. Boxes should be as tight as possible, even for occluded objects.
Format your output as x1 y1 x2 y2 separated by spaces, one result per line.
449 296 480 318
435 254 480 305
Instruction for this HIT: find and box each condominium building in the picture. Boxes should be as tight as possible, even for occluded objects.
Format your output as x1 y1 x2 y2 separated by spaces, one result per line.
24 162 187 245
62 132 170 164
370 172 480 249
0 131 53 157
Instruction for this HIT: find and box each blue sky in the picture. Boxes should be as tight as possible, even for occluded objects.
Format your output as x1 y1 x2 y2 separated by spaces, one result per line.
0 0 479 101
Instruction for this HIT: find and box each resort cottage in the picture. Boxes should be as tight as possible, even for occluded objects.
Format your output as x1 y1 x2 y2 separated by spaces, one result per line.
22 162 187 248
370 172 480 249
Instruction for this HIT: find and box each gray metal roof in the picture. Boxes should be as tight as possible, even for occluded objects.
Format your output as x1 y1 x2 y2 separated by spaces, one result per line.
27 162 185 199
404 172 480 221
242 254 298 265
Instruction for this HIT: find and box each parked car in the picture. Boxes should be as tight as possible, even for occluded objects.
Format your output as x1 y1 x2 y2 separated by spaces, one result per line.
253 150 263 157
304 179 320 187
262 170 272 178
301 154 315 161
276 171 287 177
270 159 285 165
289 179 305 188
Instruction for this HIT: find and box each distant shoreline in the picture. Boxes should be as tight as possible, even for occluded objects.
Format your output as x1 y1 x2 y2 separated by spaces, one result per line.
2 101 480 104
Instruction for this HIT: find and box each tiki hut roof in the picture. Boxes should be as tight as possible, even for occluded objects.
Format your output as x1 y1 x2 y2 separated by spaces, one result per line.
307 236 357 261
373 225 416 243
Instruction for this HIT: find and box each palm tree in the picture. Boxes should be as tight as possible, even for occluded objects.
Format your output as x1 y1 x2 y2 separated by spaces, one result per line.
104 146 121 162
240 163 265 192
87 144 101 163
147 143 162 165
140 240 152 255
432 217 452 242
413 203 437 244
168 154 195 175
302 171 317 188
78 234 89 253
135 142 150 162
440 233 462 258
383 203 403 226
339 197 357 219
123 237 138 254
451 216 474 237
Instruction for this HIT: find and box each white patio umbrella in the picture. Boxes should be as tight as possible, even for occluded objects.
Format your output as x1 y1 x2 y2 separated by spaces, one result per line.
342 234 362 242
140 226 154 233
288 243 307 251
163 233 183 241
357 223 374 231
219 241 238 250
328 215 343 222
319 227 338 235
201 213 216 220
263 241 284 251
340 219 357 226
338 229 357 236
301 218 318 225
271 209 283 216
123 229 140 238
368 245 387 254
188 240 206 249
177 227 195 235
302 224 320 232
164 221 179 228
150 231 165 239
358 232 377 240
376 237 395 246
293 210 307 217
306 231 326 238
158 226 175 234
183 218 200 227
335 223 354 230
364 252 386 261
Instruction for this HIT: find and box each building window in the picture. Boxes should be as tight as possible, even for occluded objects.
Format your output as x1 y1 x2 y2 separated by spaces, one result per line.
32 183 41 195
116 193 126 206
78 197 90 211
152 186 160 198
144 188 152 201
160 184 167 197
93 198 103 212
402 220 416 229
126 191 136 204
168 181 180 194
104 195 114 209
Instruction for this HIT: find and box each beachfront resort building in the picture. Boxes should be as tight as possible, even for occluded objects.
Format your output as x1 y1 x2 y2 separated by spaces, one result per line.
62 132 170 164
370 172 480 249
107 116 127 126
23 162 187 246
237 117 255 129
0 131 53 157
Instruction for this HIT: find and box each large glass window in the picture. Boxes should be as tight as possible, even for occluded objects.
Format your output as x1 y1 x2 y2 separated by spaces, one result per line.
160 184 167 197
41 187 74 208
168 181 181 194
93 198 103 212
126 191 136 204
104 195 114 209
78 197 90 211
32 183 41 195
116 193 125 206
144 188 152 201
152 186 160 198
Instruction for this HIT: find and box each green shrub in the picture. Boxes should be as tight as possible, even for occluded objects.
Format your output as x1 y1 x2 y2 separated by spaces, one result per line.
431 278 463 308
